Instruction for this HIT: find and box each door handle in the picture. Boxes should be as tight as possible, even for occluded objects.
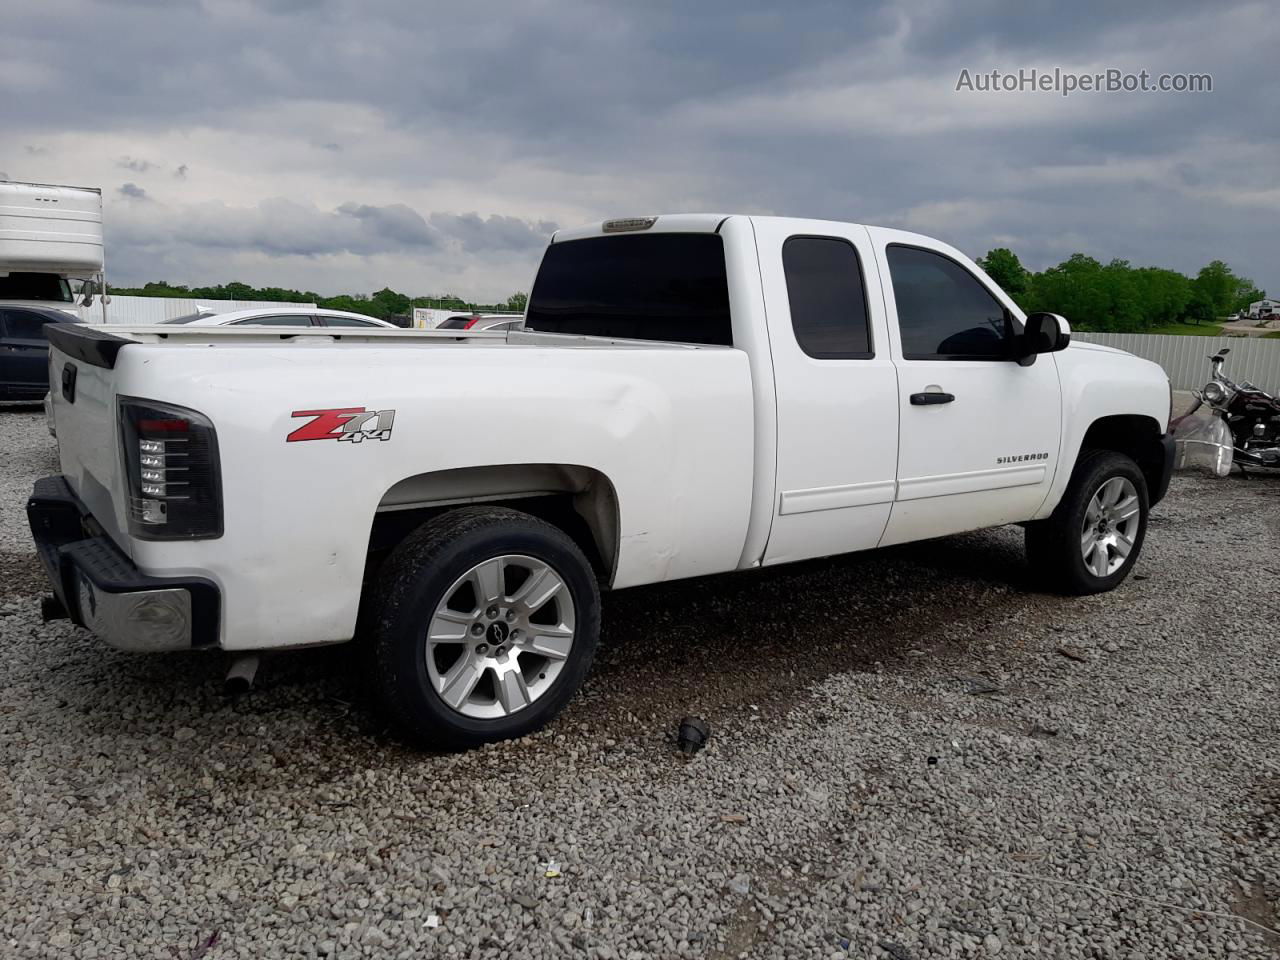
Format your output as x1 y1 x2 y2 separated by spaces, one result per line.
910 390 955 405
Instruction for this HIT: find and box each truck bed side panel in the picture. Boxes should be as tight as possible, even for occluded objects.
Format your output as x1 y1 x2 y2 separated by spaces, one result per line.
102 340 754 650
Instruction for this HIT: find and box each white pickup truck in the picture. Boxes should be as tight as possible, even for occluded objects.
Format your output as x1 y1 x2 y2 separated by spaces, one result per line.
30 214 1174 747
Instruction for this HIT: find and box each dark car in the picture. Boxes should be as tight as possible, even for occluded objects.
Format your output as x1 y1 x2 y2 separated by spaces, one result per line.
0 305 77 400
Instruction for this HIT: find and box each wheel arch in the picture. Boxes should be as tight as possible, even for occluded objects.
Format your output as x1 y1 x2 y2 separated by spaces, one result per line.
365 463 621 586
1077 414 1168 504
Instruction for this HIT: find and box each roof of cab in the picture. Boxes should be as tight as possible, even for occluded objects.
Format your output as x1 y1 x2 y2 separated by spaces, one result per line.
551 214 972 263
552 214 732 243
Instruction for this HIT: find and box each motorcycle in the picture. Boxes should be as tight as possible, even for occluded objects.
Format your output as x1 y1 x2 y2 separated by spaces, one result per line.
1171 348 1280 476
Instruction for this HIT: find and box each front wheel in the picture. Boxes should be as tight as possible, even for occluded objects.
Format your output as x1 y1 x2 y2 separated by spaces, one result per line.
370 507 601 749
1025 451 1149 595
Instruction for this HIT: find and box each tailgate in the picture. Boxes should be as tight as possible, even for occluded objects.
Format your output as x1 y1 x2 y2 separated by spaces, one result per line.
45 325 133 554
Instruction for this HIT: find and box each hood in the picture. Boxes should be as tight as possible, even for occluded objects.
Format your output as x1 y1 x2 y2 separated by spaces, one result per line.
1066 340 1131 358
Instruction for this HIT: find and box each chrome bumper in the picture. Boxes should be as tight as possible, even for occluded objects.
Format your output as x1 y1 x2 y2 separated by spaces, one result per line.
74 577 195 652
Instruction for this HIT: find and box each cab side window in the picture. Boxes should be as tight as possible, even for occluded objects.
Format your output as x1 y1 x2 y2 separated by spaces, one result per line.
887 245 1016 360
783 236 873 359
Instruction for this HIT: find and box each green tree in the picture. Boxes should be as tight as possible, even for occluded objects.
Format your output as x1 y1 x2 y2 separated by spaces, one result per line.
1236 286 1266 314
1185 286 1217 325
1190 260 1257 320
504 292 528 312
1024 254 1109 328
317 294 370 313
977 248 1030 301
1130 267 1190 328
368 287 411 319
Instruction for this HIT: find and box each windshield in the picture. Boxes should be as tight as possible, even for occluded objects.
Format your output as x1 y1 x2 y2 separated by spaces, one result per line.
0 272 73 302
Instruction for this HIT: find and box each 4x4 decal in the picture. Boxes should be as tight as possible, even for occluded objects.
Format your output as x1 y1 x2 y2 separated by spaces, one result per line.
288 407 396 443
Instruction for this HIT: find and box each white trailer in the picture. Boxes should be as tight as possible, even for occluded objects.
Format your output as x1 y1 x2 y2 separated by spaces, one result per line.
0 180 107 321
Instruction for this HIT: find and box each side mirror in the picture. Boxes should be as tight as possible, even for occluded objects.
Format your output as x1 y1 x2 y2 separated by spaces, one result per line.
1018 312 1071 366
78 279 101 307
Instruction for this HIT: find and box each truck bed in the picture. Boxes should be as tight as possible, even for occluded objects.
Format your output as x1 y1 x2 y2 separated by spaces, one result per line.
44 321 756 649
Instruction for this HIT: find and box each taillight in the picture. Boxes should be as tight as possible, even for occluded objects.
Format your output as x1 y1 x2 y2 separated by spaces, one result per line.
463 316 481 329
119 398 223 539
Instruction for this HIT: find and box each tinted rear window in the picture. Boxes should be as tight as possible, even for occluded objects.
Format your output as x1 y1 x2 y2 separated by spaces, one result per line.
782 236 872 358
525 234 731 345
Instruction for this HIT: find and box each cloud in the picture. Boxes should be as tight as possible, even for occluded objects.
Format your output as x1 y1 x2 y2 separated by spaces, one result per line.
117 156 153 173
429 213 558 254
0 0 1273 297
117 182 149 200
113 196 556 261
336 202 437 249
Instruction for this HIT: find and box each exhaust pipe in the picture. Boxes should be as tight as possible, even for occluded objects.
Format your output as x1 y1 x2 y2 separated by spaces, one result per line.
224 655 260 695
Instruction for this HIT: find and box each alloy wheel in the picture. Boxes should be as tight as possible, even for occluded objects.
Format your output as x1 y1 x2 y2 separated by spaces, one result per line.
1079 476 1141 577
423 555 576 720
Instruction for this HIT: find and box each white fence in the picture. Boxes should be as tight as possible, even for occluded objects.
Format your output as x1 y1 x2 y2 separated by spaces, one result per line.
1072 332 1280 391
79 295 315 325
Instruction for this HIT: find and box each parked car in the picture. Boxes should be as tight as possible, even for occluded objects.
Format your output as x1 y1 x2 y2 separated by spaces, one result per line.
161 307 394 328
32 214 1174 750
435 313 524 332
0 305 78 401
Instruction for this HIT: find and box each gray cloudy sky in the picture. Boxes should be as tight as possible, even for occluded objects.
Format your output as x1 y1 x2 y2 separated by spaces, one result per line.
2 0 1276 299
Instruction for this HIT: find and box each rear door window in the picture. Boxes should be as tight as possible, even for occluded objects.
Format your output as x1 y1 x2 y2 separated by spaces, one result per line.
525 233 731 345
782 236 872 358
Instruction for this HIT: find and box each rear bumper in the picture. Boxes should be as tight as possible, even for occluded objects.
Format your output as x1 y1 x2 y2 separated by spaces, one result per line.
1150 434 1176 507
26 476 220 651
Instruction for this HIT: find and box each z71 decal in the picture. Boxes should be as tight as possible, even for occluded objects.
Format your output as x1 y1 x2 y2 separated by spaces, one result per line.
288 407 396 443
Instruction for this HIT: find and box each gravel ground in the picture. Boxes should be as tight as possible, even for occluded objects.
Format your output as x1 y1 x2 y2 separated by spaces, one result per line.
1 404 1277 959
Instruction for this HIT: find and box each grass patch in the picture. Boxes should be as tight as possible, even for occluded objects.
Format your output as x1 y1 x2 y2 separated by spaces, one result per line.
1263 331 1280 340
1146 322 1224 336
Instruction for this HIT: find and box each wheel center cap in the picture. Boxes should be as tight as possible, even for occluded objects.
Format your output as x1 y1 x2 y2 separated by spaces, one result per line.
487 621 510 644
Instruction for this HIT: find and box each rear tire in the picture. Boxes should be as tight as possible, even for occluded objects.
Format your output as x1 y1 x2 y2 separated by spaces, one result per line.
370 506 600 749
1025 451 1149 595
